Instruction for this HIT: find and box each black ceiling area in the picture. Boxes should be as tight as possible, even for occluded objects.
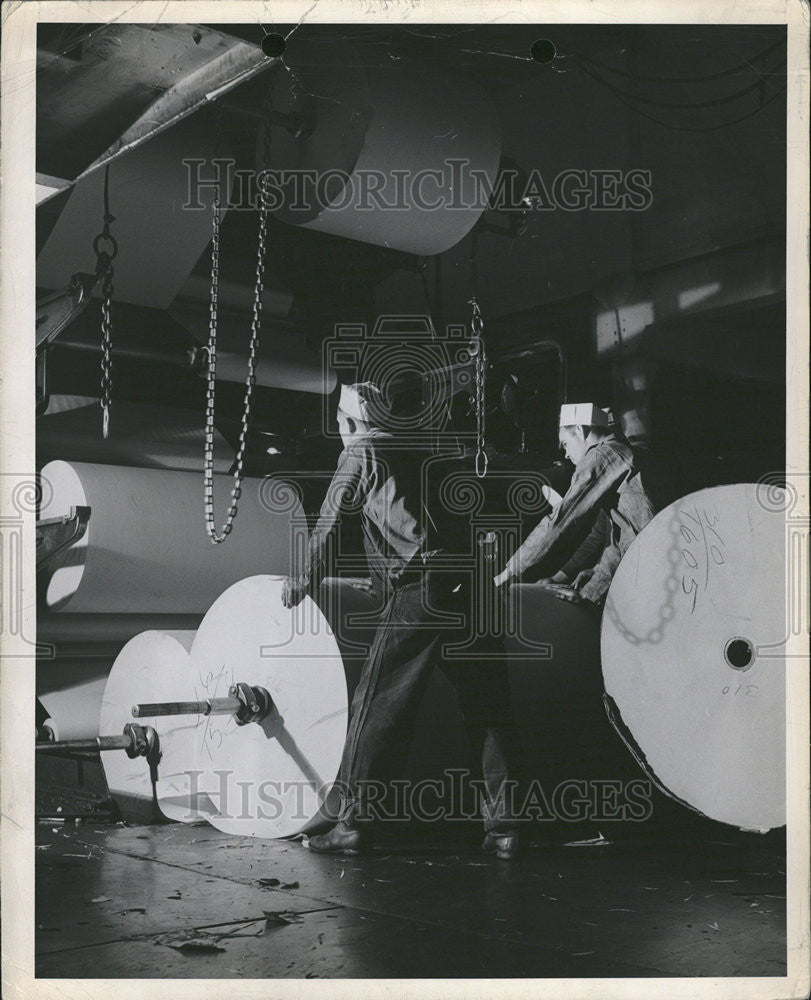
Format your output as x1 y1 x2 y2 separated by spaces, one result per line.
35 21 787 487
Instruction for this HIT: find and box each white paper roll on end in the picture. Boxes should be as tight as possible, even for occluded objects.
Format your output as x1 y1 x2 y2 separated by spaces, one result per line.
100 630 207 822
601 484 787 831
188 575 348 839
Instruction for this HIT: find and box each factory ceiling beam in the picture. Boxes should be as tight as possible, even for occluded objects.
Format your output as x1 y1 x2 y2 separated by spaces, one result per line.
36 24 273 186
77 35 274 183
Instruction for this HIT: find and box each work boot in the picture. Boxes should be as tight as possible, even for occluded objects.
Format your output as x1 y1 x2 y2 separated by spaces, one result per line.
307 821 373 855
481 830 520 861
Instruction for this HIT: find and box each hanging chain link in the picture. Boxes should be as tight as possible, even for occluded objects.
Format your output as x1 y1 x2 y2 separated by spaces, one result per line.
470 298 488 479
100 271 114 439
203 91 273 543
92 166 117 439
467 230 487 478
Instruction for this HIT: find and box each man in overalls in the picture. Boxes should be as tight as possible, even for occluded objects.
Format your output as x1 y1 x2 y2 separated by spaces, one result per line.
282 382 521 859
494 402 660 607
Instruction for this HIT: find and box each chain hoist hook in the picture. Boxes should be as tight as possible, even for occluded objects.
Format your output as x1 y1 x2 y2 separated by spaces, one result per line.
93 164 116 440
203 78 274 544
469 288 488 480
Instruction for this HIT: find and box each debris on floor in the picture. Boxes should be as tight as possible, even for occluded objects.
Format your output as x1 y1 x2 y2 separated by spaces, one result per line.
564 832 612 847
160 936 226 954
35 821 788 979
263 911 305 929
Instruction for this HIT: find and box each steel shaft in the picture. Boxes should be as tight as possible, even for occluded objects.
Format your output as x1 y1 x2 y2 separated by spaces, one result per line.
131 697 241 718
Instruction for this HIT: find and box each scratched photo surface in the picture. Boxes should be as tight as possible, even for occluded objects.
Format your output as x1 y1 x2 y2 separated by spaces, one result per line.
14 10 804 997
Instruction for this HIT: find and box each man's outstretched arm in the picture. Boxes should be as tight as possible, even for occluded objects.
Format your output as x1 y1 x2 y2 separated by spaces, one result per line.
495 447 629 585
282 447 366 607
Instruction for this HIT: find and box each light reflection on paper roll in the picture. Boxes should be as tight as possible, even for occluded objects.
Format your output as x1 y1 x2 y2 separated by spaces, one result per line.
100 630 203 823
38 461 305 613
601 484 787 832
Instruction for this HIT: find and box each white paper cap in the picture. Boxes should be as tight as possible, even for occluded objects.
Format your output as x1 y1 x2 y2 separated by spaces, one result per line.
338 382 384 423
559 402 611 428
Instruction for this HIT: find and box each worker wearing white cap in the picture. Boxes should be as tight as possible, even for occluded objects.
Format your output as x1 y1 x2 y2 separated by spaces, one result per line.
494 401 659 606
282 382 522 859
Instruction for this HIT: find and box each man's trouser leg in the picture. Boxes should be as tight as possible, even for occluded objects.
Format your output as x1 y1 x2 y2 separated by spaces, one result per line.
442 637 523 833
336 579 451 829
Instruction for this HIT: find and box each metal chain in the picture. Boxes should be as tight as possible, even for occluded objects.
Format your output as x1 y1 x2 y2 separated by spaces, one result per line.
203 92 272 543
470 298 488 479
100 270 114 438
92 165 117 439
467 230 488 478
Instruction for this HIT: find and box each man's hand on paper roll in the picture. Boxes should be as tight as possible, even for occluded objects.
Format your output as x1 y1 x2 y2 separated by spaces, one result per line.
547 584 584 605
534 574 584 605
571 567 595 591
281 578 307 609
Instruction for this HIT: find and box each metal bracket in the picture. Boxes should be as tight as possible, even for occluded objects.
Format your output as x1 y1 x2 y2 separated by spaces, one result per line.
36 273 98 350
36 724 159 762
230 682 274 726
36 506 91 571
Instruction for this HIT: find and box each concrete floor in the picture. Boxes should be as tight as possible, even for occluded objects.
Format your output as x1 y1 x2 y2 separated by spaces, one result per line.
36 819 786 980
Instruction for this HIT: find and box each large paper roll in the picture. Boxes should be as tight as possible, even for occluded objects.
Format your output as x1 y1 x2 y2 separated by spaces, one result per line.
92 576 465 830
38 657 117 741
100 631 200 824
94 580 373 826
91 576 640 837
601 484 787 832
266 40 501 255
38 462 304 613
321 577 622 789
212 347 336 396
187 576 348 838
505 583 635 787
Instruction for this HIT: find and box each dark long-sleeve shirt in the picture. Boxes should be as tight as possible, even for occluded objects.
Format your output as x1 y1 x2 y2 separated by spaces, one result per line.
502 432 658 603
293 431 466 598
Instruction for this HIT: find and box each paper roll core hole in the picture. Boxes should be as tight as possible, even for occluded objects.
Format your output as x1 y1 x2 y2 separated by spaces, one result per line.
724 636 754 671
